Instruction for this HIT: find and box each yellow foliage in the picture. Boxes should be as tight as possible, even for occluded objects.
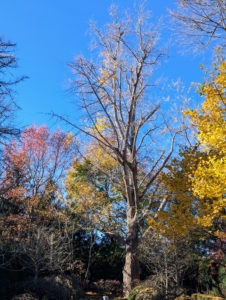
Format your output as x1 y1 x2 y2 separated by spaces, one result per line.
91 117 111 134
183 59 226 232
86 141 119 172
149 57 226 237
64 131 74 147
98 50 117 85
66 140 123 229
191 293 224 300
148 149 203 239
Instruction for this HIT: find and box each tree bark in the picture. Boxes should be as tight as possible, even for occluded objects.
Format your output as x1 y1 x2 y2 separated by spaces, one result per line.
123 211 140 297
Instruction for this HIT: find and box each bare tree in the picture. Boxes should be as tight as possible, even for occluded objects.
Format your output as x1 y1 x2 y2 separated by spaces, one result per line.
0 36 27 271
140 234 197 299
55 4 182 296
17 224 72 282
0 36 27 142
169 0 226 52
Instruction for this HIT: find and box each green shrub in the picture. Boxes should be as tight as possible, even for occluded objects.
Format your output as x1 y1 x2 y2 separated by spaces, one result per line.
218 266 226 297
191 293 224 300
128 286 158 300
128 286 143 300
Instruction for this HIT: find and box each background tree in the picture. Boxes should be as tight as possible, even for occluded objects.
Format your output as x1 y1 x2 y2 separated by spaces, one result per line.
17 224 72 282
61 4 182 296
170 0 226 52
139 233 198 298
0 37 28 254
0 125 77 272
67 145 125 242
72 230 124 283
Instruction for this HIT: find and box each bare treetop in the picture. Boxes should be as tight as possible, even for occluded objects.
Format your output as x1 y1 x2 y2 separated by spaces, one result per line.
170 0 226 52
66 5 171 163
0 37 27 143
0 36 27 99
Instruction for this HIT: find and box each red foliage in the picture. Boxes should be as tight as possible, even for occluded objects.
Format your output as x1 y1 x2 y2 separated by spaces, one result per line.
0 124 76 241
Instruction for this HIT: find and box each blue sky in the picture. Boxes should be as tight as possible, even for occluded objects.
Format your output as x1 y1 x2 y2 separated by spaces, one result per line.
1 0 211 131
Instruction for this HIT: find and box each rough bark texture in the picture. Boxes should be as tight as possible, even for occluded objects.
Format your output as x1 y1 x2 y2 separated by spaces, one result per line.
123 217 140 297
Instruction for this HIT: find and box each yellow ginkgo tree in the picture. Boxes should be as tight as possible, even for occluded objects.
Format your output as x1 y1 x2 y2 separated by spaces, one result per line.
148 58 226 242
148 147 202 240
185 58 226 233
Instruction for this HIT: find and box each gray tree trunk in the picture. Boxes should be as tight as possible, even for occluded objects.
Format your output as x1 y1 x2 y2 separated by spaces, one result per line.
123 210 140 297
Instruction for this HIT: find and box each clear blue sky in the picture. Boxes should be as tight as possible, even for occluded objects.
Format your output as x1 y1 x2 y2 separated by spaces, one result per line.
1 0 210 130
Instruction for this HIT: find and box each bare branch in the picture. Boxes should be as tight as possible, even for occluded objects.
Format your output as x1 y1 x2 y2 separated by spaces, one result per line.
170 0 226 52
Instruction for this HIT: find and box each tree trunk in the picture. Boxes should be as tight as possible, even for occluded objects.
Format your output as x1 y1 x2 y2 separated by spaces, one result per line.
123 213 140 297
34 266 38 283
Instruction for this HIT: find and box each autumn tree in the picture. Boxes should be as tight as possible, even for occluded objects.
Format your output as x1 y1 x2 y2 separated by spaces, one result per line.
148 146 203 240
60 4 182 296
0 125 78 285
149 57 226 267
170 0 226 52
184 57 226 233
0 124 76 271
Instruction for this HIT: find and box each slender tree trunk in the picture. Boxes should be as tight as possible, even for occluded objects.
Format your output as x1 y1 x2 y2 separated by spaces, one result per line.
85 233 95 281
123 209 140 297
34 266 39 283
165 251 168 299
50 233 53 270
